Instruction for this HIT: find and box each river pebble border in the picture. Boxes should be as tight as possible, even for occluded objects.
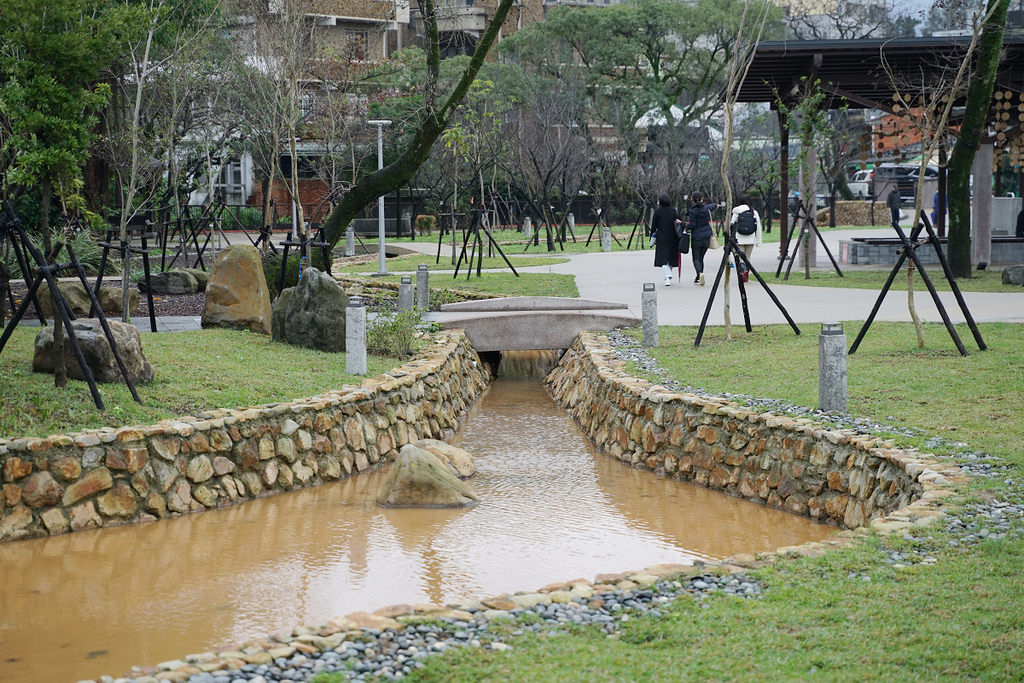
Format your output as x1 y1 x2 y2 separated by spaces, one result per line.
0 331 489 543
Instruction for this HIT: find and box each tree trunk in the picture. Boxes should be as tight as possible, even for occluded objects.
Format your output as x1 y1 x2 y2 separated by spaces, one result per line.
320 0 514 250
40 180 66 388
947 0 1011 277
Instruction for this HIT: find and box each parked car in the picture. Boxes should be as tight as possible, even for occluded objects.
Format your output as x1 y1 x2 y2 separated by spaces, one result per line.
848 169 873 199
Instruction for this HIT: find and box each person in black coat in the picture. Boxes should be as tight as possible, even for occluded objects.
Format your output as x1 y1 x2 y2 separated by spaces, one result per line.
650 194 681 285
684 191 719 286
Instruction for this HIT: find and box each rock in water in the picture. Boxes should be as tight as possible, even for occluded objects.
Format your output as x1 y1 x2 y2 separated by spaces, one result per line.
377 445 479 508
202 245 273 334
412 438 477 478
33 318 154 384
283 267 348 352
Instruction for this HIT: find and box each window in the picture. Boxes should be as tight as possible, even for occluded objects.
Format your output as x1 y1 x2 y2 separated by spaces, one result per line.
215 161 246 205
346 30 367 60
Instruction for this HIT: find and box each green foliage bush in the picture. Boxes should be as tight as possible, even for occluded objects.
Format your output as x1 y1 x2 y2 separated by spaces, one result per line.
2 224 116 278
366 308 420 357
415 214 437 235
261 249 329 299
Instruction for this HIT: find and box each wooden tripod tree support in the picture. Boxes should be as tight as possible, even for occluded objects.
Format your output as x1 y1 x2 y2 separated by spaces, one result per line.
695 229 801 347
775 198 844 279
277 227 332 294
0 209 143 411
453 209 520 279
849 210 986 357
94 223 158 332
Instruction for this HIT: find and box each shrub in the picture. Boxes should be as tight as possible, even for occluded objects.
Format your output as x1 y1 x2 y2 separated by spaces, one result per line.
366 308 420 357
261 249 330 299
415 214 437 235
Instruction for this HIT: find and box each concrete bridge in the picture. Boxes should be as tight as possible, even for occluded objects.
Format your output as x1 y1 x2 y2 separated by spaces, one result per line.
426 296 640 352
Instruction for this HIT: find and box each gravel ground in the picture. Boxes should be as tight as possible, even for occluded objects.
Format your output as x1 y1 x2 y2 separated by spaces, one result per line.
4 280 206 322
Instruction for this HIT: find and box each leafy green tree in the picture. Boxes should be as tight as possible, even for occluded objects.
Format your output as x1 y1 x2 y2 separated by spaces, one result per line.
319 0 516 249
1 0 140 388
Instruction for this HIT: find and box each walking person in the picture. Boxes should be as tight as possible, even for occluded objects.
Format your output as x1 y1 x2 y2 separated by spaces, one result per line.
684 191 719 286
730 195 762 282
650 194 682 286
887 187 901 227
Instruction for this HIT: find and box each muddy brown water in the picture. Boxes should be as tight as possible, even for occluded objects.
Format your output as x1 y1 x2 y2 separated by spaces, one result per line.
0 361 835 682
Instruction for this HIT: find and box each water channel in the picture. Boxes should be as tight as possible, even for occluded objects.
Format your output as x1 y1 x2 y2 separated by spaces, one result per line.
0 356 835 682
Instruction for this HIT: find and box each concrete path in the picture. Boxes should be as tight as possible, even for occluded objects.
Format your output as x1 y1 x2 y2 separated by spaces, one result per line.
405 227 1024 327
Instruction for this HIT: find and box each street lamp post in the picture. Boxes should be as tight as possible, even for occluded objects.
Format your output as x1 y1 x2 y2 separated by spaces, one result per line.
368 119 392 276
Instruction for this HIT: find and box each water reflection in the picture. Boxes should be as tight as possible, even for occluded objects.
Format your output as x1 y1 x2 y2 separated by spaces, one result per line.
0 376 833 682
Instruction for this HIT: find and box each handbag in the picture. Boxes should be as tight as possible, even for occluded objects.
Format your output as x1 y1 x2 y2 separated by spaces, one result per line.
678 230 690 254
709 232 720 250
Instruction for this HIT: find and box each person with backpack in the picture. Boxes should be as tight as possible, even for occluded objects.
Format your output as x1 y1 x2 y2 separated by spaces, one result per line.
684 191 719 286
730 195 762 282
649 194 682 286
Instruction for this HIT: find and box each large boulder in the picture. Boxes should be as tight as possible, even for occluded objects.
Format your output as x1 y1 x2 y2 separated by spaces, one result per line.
33 318 154 384
37 282 92 316
139 270 199 295
283 267 348 352
271 286 295 341
201 245 272 335
178 268 210 292
377 445 479 508
412 438 477 479
97 286 140 316
1002 264 1024 286
38 282 137 317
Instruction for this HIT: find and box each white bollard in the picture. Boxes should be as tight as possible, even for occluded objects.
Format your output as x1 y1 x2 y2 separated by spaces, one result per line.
601 225 612 252
819 322 847 412
642 282 658 347
346 296 367 375
344 226 355 257
416 264 430 310
398 275 414 310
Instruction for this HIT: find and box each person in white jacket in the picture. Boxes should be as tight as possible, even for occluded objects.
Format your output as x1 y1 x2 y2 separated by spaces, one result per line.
729 196 762 282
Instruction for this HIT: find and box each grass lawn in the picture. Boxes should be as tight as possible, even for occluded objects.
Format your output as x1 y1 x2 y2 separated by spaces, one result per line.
0 327 401 439
364 272 580 299
764 267 1021 294
401 321 1024 681
402 227 650 254
340 253 569 274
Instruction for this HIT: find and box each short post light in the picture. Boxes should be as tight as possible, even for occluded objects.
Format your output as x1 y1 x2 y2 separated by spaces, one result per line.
642 282 658 347
819 321 847 412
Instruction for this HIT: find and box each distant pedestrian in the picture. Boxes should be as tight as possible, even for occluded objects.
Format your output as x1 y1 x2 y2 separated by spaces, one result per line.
650 194 681 286
887 188 901 227
1016 199 1024 238
730 196 762 282
685 191 719 286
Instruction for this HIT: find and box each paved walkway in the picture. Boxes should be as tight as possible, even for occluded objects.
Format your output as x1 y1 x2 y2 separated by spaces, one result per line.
403 228 1024 327
24 228 1016 334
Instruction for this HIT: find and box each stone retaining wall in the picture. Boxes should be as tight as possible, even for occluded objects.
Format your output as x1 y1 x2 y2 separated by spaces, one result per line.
0 331 489 542
546 333 961 528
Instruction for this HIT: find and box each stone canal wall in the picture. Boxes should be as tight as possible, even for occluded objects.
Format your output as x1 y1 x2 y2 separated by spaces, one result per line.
547 333 960 528
0 331 490 542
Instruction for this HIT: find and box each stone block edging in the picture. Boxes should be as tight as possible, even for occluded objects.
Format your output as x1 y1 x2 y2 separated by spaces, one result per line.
544 332 965 529
0 330 490 543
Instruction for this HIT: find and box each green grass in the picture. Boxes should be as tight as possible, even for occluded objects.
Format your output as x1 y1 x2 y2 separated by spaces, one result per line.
341 253 570 274
763 267 1021 293
0 327 401 439
367 272 579 299
402 226 650 254
404 321 1024 682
